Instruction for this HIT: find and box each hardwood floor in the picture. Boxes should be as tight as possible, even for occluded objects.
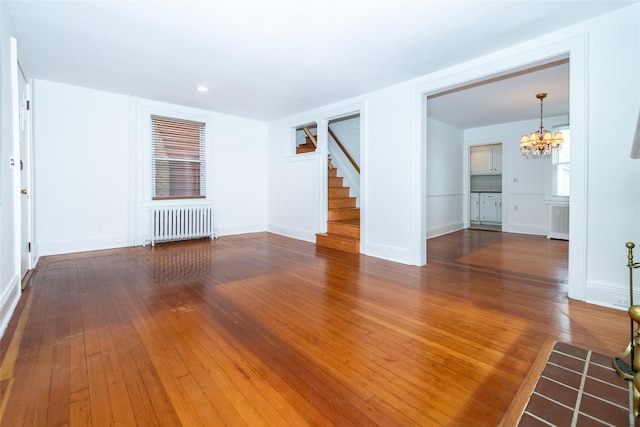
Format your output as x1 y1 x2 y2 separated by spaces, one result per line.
0 230 629 426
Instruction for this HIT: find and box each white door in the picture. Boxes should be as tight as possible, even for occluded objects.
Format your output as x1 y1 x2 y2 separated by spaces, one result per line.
19 64 31 280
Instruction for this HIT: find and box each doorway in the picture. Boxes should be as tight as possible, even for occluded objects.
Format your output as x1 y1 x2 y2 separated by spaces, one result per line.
315 113 362 253
18 62 32 283
418 39 587 300
469 143 503 231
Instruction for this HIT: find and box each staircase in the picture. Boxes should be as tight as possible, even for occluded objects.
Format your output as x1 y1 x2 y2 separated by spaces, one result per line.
296 136 316 154
315 165 360 253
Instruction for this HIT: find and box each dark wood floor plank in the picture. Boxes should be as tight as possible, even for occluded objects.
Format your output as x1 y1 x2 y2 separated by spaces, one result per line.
46 341 71 426
217 276 423 425
69 334 91 425
85 337 114 425
155 310 252 426
23 341 54 425
0 230 630 426
197 287 379 426
126 297 215 426
96 325 137 425
183 303 316 427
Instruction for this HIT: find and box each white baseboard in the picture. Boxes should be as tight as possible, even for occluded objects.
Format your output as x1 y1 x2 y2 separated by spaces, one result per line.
585 280 637 310
503 223 546 236
267 224 316 243
364 242 413 265
38 234 130 256
215 223 268 237
0 274 22 341
427 222 464 239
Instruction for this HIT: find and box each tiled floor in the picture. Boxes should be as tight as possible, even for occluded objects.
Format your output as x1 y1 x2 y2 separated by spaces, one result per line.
518 342 639 426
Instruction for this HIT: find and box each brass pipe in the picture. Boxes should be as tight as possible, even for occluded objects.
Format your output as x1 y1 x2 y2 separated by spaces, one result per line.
614 243 640 381
629 242 636 371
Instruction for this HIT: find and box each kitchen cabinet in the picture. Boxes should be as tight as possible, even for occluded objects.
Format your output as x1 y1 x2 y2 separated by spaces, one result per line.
470 193 480 223
470 144 502 175
480 193 502 224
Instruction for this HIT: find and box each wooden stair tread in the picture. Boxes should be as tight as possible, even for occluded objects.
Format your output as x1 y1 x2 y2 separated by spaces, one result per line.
329 198 356 209
329 207 360 212
315 232 360 254
316 232 359 242
318 163 360 254
328 187 350 195
296 145 316 154
328 208 360 221
328 218 360 226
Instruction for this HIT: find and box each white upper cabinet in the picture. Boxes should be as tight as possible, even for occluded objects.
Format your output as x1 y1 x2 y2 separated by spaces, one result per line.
470 144 502 175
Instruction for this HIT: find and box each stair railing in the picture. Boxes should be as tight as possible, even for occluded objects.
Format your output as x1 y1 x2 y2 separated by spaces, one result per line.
303 126 317 148
328 127 360 174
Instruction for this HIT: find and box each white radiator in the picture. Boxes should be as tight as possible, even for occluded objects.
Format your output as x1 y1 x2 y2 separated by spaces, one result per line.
149 204 216 246
547 203 569 240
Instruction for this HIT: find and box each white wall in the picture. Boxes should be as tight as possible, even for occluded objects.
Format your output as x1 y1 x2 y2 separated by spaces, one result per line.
583 6 640 307
34 81 131 254
329 116 361 166
465 115 569 236
268 119 324 243
328 116 360 203
210 112 268 236
267 4 640 309
268 87 418 263
0 1 22 339
33 80 268 256
426 118 464 238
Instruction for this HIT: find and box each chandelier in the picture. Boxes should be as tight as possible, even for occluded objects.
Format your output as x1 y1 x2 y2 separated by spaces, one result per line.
519 93 564 158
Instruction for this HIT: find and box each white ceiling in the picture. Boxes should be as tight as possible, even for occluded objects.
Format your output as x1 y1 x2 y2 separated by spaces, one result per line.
427 59 570 129
5 1 633 123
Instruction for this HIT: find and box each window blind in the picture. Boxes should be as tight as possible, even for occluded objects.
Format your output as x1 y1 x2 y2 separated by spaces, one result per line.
151 115 206 199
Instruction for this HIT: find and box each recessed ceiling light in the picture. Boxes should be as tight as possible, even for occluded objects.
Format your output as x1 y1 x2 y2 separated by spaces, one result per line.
197 86 208 92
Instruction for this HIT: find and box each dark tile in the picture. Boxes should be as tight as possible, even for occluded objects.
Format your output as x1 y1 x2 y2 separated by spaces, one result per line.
555 342 588 359
518 343 640 427
533 377 578 408
524 394 574 426
517 412 550 426
589 351 613 368
542 363 583 389
576 412 622 426
579 393 630 426
588 362 621 383
583 377 629 407
549 351 587 373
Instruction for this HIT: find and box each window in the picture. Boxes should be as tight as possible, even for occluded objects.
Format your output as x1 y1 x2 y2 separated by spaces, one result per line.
552 125 570 197
151 115 206 199
295 123 318 154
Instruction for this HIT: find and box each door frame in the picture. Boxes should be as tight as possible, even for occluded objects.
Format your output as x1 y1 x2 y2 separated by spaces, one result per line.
18 60 33 281
314 102 366 253
466 141 504 229
414 34 587 301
